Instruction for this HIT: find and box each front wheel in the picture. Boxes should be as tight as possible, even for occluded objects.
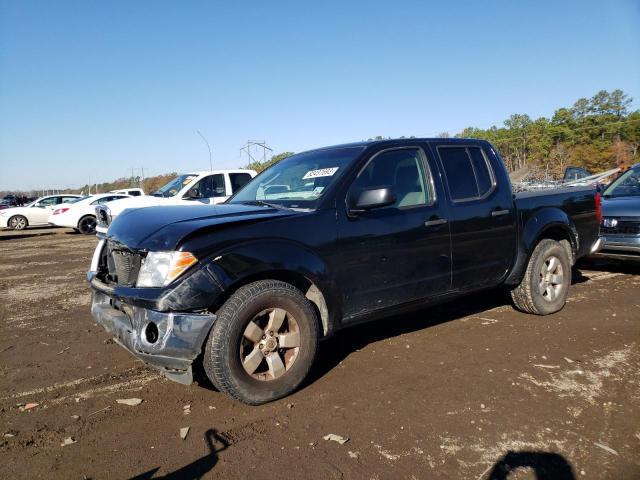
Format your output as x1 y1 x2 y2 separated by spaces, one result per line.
8 215 28 230
203 280 319 405
511 239 571 315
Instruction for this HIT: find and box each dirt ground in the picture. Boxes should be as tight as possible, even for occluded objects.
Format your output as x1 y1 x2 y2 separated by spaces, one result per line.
0 226 639 480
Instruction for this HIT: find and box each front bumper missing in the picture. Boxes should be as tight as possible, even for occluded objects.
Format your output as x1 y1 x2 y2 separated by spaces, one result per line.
91 291 216 384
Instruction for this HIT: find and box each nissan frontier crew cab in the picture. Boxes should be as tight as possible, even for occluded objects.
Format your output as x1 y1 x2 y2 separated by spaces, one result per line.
88 139 602 405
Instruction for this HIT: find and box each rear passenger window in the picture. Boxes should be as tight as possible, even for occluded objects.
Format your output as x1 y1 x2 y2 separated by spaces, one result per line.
92 195 125 205
439 148 478 200
468 148 494 195
230 173 252 193
439 146 494 201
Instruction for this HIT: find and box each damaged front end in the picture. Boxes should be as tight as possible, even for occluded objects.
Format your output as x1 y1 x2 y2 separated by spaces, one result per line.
88 239 219 384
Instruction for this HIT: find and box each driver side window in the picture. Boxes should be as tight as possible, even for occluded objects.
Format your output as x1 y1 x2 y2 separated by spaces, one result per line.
351 148 432 209
186 174 226 199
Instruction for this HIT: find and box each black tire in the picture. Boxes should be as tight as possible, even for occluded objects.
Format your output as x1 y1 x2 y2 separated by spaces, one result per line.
511 239 572 315
77 215 97 235
204 280 319 405
8 215 28 230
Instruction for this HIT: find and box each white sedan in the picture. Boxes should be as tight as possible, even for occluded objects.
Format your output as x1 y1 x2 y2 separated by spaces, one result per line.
0 194 83 230
49 193 130 234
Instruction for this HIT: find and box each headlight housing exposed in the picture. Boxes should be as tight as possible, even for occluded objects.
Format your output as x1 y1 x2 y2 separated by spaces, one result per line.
137 251 197 287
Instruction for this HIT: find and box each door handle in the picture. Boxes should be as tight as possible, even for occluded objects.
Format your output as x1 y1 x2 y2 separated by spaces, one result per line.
491 209 510 217
425 218 448 227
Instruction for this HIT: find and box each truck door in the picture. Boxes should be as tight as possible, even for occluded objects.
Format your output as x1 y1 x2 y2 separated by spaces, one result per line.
335 146 452 321
434 144 516 290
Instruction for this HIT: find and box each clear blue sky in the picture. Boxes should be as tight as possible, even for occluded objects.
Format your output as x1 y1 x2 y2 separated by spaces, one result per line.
1 0 639 191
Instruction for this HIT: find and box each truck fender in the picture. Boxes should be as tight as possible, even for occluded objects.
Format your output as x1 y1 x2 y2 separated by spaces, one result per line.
505 207 578 285
202 240 338 336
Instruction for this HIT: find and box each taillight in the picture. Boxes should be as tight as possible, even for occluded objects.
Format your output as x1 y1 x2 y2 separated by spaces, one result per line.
594 192 602 225
53 208 70 215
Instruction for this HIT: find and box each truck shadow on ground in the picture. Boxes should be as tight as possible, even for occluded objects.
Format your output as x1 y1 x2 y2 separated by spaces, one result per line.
486 450 575 479
305 257 622 386
194 264 617 392
129 428 229 480
307 287 514 385
576 255 640 276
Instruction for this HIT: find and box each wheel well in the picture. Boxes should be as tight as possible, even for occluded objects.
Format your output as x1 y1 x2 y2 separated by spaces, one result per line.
211 270 330 336
535 226 574 264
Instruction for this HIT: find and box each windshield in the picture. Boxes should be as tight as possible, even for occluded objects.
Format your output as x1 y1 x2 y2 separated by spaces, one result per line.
604 167 640 198
229 147 365 208
152 174 197 197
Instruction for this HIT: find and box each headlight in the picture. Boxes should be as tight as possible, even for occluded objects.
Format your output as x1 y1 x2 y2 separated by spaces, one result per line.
137 251 197 287
601 217 618 228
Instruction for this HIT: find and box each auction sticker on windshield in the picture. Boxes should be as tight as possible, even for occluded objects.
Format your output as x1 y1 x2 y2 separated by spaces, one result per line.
302 167 339 179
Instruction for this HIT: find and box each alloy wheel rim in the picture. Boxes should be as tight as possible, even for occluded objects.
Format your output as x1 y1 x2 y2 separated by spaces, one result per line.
82 217 96 232
538 255 564 302
11 217 26 229
239 308 300 381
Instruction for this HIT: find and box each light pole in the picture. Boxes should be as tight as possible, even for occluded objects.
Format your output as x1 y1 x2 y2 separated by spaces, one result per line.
196 130 213 171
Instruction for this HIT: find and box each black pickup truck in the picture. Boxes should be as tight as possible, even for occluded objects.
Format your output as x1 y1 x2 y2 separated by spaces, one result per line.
88 139 601 404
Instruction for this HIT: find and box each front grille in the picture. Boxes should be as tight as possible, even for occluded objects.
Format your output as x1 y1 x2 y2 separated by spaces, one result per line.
96 205 111 228
601 219 640 236
105 241 142 286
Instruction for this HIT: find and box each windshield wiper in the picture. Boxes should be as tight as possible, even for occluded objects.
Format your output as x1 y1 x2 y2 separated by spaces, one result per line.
241 200 289 209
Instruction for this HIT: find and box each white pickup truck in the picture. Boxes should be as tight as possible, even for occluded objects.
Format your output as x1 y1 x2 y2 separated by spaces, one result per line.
95 169 257 234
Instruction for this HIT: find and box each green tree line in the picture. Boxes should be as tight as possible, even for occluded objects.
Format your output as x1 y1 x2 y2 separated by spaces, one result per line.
456 89 639 178
244 151 295 173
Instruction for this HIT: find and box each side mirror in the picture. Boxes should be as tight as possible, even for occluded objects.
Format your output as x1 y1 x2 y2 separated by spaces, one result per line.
349 187 396 215
185 188 203 200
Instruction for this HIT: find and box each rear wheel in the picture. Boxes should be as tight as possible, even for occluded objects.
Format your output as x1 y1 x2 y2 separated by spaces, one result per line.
203 280 319 405
77 215 97 235
511 239 571 315
8 215 28 230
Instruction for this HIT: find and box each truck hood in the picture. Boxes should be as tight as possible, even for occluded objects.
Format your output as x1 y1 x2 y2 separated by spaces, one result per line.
105 195 176 216
602 196 640 218
106 203 298 251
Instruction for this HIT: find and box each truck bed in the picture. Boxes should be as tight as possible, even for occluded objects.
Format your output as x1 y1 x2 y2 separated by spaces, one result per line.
514 185 599 260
